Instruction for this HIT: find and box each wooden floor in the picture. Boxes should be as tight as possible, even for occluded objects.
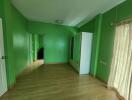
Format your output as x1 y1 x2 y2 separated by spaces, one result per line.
0 64 119 100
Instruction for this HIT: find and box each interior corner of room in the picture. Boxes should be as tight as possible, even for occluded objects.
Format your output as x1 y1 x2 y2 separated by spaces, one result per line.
0 0 132 100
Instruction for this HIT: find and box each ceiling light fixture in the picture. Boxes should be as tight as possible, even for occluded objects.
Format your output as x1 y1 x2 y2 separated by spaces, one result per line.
55 20 64 24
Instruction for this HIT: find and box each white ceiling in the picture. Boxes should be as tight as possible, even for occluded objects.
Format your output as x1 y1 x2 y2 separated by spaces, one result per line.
11 0 125 27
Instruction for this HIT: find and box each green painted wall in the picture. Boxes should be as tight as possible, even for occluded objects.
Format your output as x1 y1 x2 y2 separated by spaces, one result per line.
0 0 3 17
2 0 16 87
28 22 76 64
117 0 132 22
97 8 116 82
72 34 81 71
79 0 132 83
0 0 30 87
79 18 96 32
97 0 132 82
12 7 30 76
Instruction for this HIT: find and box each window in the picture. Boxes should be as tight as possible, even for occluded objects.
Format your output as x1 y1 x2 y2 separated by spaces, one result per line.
108 22 132 100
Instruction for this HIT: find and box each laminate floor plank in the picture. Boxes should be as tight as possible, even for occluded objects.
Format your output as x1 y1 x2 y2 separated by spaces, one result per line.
0 64 119 100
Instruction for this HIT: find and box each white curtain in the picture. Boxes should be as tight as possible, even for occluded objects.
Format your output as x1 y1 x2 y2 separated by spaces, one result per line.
130 75 132 100
108 22 132 100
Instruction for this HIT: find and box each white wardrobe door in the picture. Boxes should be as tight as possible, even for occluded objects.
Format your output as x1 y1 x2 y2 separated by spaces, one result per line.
80 32 93 74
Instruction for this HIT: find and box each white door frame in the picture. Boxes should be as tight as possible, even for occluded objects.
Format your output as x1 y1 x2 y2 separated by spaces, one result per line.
0 18 7 96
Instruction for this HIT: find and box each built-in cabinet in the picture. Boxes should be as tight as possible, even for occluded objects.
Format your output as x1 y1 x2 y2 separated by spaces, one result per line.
70 32 93 75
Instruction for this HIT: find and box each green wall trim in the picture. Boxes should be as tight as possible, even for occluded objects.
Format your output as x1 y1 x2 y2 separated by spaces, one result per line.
92 14 102 77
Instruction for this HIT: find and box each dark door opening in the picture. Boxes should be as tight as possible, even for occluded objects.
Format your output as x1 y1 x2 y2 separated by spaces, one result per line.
37 48 44 59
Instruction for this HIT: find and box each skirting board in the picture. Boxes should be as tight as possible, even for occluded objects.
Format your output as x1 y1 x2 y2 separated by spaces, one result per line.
45 62 68 65
69 60 80 72
107 87 125 100
17 60 44 78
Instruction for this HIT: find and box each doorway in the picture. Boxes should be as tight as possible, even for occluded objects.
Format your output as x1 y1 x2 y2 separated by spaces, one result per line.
37 48 44 60
0 18 7 96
